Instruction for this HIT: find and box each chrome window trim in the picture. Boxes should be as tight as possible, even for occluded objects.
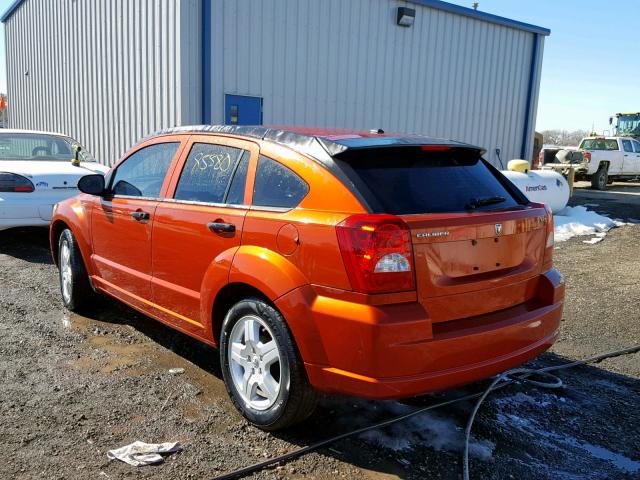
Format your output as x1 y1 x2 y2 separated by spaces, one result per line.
159 197 250 210
106 194 160 202
249 205 292 213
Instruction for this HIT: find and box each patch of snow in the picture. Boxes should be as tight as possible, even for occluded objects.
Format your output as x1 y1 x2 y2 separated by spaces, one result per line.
582 237 604 245
553 206 627 242
359 402 494 461
494 392 555 408
496 412 640 474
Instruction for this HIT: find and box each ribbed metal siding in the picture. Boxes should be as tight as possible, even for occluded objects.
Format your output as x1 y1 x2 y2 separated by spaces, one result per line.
209 0 542 165
5 0 201 165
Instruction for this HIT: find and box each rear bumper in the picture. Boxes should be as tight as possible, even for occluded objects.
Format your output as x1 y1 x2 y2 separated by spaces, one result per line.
0 196 61 230
276 269 564 400
0 215 51 231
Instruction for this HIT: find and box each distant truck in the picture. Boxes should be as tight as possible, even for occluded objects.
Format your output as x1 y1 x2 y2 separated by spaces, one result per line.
610 112 640 139
540 136 640 190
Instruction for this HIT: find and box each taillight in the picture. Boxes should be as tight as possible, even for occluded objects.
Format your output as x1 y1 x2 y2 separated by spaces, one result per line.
583 151 592 163
336 214 415 294
543 204 554 266
0 172 35 192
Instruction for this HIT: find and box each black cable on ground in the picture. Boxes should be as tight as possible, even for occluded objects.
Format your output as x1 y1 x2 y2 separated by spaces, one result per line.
462 344 640 480
212 345 640 480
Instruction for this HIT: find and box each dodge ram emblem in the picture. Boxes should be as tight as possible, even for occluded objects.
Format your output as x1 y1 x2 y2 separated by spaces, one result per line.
495 223 503 235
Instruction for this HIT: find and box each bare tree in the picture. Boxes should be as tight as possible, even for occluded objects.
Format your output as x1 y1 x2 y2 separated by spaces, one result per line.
541 129 590 147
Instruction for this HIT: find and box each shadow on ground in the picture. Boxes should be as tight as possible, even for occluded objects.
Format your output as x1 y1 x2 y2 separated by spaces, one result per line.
0 227 53 264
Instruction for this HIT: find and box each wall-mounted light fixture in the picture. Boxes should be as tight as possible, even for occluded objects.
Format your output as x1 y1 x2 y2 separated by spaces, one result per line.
396 7 415 27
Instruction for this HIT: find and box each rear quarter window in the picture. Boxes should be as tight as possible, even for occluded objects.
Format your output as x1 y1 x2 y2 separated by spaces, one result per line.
336 147 525 214
252 156 309 208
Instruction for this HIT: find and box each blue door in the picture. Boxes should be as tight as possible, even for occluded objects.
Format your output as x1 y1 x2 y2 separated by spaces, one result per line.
225 95 263 125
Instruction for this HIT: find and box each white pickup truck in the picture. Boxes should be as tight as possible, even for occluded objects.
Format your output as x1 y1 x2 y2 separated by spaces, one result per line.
542 136 640 190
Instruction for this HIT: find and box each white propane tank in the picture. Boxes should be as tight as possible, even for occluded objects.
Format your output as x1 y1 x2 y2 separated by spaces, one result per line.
501 168 570 214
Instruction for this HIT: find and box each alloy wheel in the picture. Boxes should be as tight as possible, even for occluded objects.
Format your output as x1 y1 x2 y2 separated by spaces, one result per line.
228 314 284 410
60 240 72 304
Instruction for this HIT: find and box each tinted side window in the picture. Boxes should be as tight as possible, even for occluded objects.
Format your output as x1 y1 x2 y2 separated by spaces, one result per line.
111 142 179 197
253 156 309 208
633 141 640 153
174 143 245 204
622 140 634 152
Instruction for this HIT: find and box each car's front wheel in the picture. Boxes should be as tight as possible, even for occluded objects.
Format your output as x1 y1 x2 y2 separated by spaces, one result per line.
58 228 95 312
220 298 317 430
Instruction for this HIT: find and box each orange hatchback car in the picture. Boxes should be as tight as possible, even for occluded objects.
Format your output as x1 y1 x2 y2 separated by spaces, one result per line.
51 126 564 430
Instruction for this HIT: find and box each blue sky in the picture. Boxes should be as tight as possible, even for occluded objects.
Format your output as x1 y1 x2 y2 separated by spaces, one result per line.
446 0 640 133
0 0 637 133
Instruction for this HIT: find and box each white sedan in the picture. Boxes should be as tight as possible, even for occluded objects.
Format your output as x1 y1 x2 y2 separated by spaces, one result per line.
0 129 109 231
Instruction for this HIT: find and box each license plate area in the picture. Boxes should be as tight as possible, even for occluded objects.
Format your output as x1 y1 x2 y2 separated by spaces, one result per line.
430 234 526 279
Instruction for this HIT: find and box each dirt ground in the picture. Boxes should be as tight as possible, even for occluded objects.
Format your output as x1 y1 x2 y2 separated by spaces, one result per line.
0 185 639 480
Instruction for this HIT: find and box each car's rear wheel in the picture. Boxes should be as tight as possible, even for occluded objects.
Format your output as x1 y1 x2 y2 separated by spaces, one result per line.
220 298 317 430
591 165 608 190
58 228 95 312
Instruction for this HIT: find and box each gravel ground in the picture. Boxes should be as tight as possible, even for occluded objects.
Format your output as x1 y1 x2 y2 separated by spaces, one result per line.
0 189 638 480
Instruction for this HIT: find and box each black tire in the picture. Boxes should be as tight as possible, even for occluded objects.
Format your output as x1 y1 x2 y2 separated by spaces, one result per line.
57 228 95 312
591 165 608 190
220 297 317 430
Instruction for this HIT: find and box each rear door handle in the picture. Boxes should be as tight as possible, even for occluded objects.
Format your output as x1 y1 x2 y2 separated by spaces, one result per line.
130 211 150 221
207 221 236 234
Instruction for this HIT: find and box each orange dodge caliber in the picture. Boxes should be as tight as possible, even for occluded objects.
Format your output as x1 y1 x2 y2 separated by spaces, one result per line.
51 126 564 430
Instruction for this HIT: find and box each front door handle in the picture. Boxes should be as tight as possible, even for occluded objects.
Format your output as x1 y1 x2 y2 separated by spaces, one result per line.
207 221 236 234
130 210 150 221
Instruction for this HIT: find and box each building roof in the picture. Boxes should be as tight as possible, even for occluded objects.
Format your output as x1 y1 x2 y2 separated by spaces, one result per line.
1 0 550 35
409 0 549 36
0 0 22 22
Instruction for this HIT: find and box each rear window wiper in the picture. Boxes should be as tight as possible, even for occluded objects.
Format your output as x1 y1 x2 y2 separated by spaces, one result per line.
465 196 506 210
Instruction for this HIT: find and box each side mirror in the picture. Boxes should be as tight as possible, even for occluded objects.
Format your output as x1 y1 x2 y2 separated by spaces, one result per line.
72 143 82 166
77 174 106 195
609 117 613 125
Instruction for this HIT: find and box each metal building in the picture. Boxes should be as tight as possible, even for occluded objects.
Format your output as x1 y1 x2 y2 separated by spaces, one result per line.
2 0 549 166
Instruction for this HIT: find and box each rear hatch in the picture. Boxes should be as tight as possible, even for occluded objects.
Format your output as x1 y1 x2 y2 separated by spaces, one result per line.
334 145 548 322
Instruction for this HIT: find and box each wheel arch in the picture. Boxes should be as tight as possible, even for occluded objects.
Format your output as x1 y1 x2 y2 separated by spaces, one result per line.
50 209 94 278
50 219 69 266
211 282 273 344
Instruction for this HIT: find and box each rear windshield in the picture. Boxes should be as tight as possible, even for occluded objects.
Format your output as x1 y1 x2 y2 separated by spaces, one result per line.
336 147 525 215
579 139 619 151
0 133 94 162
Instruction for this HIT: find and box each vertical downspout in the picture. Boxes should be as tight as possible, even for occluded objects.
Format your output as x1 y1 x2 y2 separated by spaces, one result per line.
521 33 539 159
201 0 212 124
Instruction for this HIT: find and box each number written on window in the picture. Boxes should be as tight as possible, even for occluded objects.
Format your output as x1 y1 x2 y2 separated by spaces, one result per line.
253 156 309 208
174 143 248 204
111 142 179 197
